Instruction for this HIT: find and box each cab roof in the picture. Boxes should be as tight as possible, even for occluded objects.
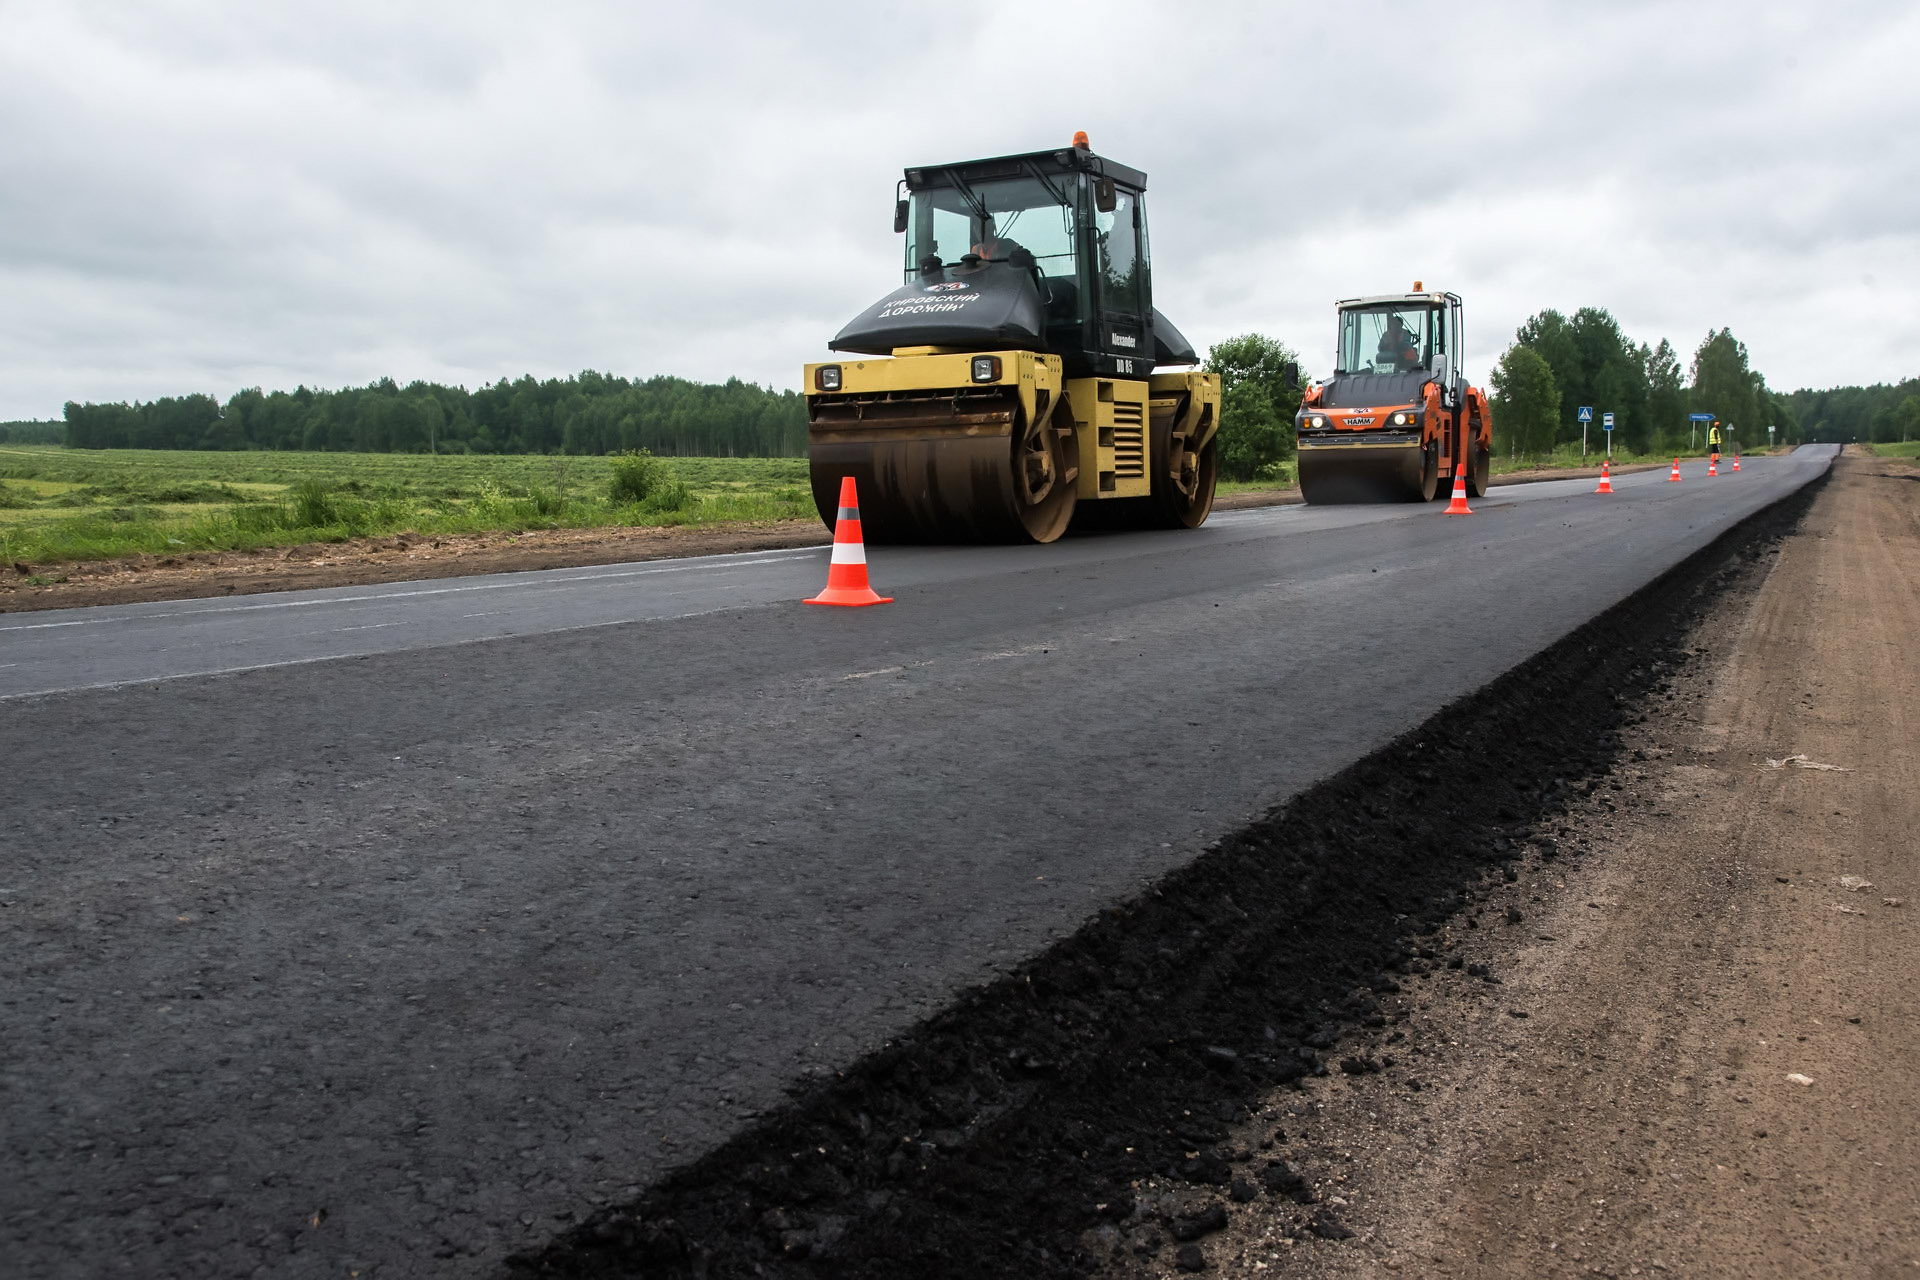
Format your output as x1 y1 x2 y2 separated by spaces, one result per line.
905 147 1148 193
1337 292 1453 309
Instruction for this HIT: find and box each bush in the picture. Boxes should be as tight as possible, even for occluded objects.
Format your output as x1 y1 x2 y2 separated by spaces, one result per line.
608 449 675 504
642 480 693 513
290 479 340 526
231 503 291 533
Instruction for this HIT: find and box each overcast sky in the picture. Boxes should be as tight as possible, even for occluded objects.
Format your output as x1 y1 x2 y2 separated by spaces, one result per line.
3 0 1917 420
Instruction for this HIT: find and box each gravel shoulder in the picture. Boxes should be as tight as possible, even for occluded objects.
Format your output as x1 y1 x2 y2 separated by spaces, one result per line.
1181 451 1918 1277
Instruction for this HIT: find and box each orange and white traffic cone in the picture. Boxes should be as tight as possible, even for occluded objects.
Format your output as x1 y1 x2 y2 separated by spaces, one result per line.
1668 457 1683 482
1731 454 1741 472
1442 462 1473 515
805 477 893 607
1594 460 1615 494
1708 456 1718 477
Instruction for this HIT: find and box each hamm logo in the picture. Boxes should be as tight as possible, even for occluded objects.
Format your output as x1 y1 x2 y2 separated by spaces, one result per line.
1344 416 1376 426
923 282 969 293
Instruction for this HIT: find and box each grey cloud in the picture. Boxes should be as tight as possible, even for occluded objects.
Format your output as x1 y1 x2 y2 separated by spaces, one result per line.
1 0 1915 420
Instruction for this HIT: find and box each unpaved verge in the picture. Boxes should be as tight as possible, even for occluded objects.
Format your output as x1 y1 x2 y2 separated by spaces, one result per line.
498 460 1830 1279
0 461 1661 614
1154 451 1918 1278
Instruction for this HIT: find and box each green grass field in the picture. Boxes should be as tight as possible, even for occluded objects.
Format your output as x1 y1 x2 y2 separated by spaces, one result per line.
0 446 814 565
1862 441 1920 459
0 438 1770 567
1490 443 1678 473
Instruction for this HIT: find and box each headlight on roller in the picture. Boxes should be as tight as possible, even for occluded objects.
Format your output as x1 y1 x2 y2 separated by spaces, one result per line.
815 365 842 392
1392 411 1410 426
970 355 1002 383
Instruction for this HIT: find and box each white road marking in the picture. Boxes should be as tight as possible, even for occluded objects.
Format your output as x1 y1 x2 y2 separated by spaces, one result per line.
330 622 407 633
0 548 824 633
840 666 905 681
0 601 771 701
0 618 88 632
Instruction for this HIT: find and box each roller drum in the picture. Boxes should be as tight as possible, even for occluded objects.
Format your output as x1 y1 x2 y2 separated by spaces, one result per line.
809 390 1077 544
1297 441 1433 504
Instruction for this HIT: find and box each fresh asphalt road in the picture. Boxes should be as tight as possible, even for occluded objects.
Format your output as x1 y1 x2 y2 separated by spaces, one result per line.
0 448 1833 1278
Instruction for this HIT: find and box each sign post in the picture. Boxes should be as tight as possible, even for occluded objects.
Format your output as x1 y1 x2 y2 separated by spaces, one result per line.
1577 405 1593 459
1602 411 1615 458
1688 411 1715 452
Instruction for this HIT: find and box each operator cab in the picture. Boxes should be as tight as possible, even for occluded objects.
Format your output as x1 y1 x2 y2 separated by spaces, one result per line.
1325 289 1467 409
829 137 1198 378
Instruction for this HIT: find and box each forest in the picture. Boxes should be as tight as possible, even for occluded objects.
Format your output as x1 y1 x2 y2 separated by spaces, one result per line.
1785 379 1920 444
0 420 65 445
45 328 1914 471
1488 312 1806 459
60 372 807 457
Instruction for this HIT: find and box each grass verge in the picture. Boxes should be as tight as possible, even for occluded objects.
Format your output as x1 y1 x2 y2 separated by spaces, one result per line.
0 446 812 564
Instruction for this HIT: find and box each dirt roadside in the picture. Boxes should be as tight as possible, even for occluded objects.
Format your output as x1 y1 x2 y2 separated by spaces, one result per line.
0 460 1666 614
1167 450 1919 1277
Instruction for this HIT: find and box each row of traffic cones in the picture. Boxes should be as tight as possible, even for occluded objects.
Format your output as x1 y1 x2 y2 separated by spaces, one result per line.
1660 452 1741 485
808 447 1752 605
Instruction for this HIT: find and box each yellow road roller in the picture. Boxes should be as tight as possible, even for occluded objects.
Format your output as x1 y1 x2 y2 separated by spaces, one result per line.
803 133 1220 543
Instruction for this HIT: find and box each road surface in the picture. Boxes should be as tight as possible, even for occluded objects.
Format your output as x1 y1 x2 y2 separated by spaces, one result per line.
0 448 1834 1278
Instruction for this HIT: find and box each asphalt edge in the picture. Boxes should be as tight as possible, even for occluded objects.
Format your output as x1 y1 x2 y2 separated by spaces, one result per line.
504 454 1834 1280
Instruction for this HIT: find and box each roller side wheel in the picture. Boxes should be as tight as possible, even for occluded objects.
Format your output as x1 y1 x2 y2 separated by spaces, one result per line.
1120 425 1216 530
1465 445 1491 498
1010 401 1078 542
1413 444 1439 502
1069 397 1216 532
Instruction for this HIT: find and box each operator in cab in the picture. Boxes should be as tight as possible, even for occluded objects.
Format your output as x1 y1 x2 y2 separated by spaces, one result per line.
1377 316 1421 373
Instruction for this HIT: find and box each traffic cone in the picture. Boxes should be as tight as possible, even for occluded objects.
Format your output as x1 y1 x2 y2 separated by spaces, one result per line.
1708 456 1718 477
1594 460 1615 494
1731 454 1741 472
1668 457 1683 482
1442 462 1473 515
805 477 893 607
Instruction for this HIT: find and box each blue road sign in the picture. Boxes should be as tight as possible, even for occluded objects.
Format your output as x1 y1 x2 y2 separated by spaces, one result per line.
1688 412 1716 421
1602 412 1615 430
1577 406 1594 422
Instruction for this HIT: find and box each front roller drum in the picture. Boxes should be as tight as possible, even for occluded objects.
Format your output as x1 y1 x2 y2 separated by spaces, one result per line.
1297 443 1433 504
809 391 1077 544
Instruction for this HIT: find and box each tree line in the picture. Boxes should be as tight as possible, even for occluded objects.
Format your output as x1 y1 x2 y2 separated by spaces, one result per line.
1197 309 1836 482
1489 310 1804 458
60 372 808 457
0 420 65 445
1786 378 1920 444
40 332 1913 471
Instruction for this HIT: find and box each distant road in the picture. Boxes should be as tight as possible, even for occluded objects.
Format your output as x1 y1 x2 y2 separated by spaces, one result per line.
0 447 1834 1278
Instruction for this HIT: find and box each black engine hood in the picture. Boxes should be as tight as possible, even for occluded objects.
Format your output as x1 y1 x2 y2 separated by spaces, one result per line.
1320 370 1434 409
830 262 1045 356
1151 308 1197 366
